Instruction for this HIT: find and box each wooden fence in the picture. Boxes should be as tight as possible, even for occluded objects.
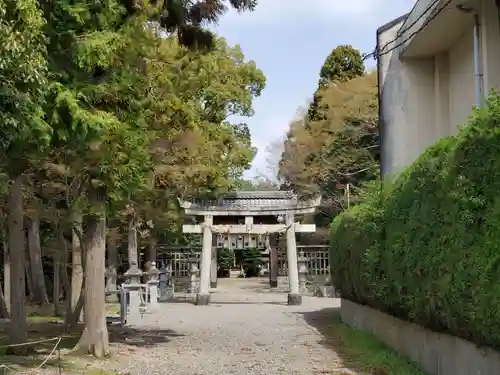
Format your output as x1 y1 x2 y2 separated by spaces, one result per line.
154 248 200 278
277 245 330 276
152 245 330 277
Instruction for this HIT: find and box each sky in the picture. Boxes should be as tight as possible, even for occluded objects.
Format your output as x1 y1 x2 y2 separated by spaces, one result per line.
211 0 416 180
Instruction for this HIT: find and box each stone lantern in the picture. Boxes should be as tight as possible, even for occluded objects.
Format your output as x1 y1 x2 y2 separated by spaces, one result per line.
189 256 199 294
123 260 143 325
158 263 173 302
147 261 160 310
297 250 309 294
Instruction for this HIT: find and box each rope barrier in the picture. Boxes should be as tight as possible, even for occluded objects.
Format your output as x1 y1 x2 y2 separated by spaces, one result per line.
0 336 63 375
0 336 60 348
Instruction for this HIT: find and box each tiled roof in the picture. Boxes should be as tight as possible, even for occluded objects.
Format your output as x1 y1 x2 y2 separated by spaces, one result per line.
222 191 297 199
179 190 320 213
191 190 298 210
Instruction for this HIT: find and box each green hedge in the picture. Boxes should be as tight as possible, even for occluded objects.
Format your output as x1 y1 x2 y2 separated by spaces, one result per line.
331 93 500 350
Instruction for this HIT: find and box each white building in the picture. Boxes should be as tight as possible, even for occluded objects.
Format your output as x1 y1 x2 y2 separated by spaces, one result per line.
378 0 500 176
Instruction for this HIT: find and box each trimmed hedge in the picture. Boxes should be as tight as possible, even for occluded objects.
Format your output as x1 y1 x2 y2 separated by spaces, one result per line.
331 93 500 350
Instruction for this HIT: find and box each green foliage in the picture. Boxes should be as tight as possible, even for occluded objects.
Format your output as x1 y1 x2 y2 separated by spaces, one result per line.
217 248 234 271
0 0 51 166
331 93 500 349
280 73 378 231
308 45 365 122
318 314 426 375
154 0 258 49
241 247 262 277
317 45 365 88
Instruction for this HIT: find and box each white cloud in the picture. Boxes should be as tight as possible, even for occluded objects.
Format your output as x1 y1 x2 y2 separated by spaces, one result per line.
244 114 291 179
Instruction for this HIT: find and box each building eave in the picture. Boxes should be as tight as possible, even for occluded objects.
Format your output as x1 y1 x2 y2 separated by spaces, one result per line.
376 13 409 37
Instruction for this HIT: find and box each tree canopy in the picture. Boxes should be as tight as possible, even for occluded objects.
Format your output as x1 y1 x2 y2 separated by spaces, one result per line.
0 0 263 356
279 45 378 240
307 45 365 122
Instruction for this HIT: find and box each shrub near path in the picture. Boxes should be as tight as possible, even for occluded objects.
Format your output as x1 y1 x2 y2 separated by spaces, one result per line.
331 93 500 350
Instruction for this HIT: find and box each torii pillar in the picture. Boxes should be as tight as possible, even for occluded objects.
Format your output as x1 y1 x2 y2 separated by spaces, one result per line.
286 213 301 305
195 215 212 305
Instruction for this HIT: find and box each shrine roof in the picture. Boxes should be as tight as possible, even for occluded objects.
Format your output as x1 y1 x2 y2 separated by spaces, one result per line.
222 190 296 199
178 190 320 216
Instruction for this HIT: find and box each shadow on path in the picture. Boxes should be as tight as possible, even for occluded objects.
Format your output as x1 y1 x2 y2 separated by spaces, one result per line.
108 326 183 347
298 307 342 348
297 307 368 374
159 297 195 304
298 308 424 375
211 301 287 306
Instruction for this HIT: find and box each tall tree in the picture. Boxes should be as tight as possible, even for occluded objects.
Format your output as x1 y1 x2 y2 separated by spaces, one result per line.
317 45 365 87
280 73 379 236
308 45 365 122
0 0 263 356
0 0 51 352
153 0 257 48
41 0 155 356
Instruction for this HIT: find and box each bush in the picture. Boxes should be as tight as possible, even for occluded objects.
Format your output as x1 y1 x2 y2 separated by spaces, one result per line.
217 248 234 277
331 93 500 350
241 247 263 277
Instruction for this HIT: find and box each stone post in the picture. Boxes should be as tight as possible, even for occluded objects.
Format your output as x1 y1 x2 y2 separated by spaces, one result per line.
210 247 218 288
158 264 173 302
285 214 301 305
268 234 278 288
124 260 143 325
196 215 212 305
147 261 159 311
297 250 309 294
189 256 199 294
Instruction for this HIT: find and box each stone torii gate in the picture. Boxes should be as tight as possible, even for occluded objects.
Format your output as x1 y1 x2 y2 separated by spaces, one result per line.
178 191 320 306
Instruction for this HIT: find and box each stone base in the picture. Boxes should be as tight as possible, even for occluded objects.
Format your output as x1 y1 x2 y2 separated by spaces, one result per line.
287 293 302 306
313 285 337 298
195 293 210 306
105 294 119 303
210 281 218 288
269 280 278 288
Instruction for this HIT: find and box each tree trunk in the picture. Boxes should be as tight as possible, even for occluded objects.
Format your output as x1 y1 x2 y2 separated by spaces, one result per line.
53 251 61 317
26 216 49 305
65 236 85 331
7 174 28 354
144 236 156 271
74 187 109 358
0 283 9 319
2 225 10 314
59 231 71 314
71 212 83 320
105 234 118 303
25 237 35 301
127 214 138 268
64 279 84 331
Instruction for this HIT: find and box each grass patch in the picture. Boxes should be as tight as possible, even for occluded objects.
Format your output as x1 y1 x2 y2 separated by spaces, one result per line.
305 310 426 375
0 317 83 358
106 303 120 315
332 321 426 374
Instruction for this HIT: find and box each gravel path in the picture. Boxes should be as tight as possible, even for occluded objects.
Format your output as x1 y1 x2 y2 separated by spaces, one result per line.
103 278 349 375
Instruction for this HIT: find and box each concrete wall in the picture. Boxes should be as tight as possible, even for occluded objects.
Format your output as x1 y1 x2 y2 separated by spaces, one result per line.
379 0 500 177
378 18 435 175
481 0 500 88
448 28 475 131
341 299 500 375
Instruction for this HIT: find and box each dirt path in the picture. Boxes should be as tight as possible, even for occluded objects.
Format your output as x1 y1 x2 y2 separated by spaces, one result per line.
99 278 353 375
